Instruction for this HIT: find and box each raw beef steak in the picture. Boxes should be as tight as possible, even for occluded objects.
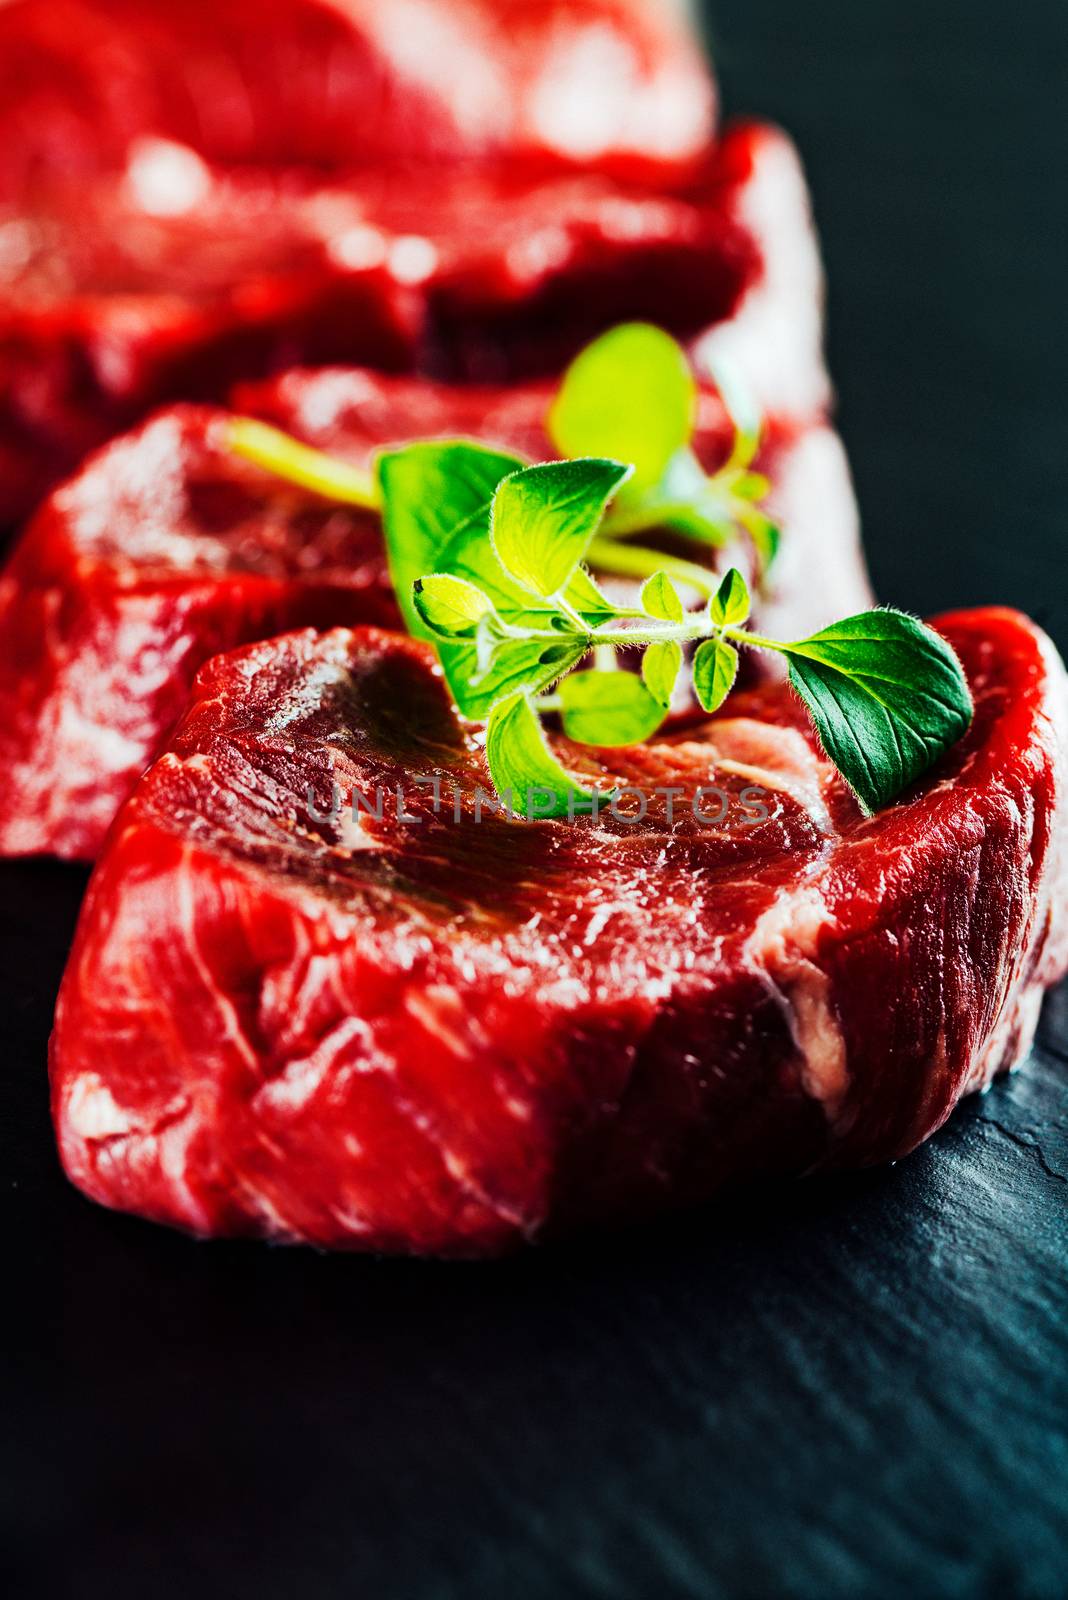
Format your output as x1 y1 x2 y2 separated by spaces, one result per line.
0 122 824 527
0 361 865 862
0 165 413 528
50 610 1068 1254
0 0 714 195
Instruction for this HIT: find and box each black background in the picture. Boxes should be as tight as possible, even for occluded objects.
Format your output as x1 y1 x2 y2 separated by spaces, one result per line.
3 4 1067 1598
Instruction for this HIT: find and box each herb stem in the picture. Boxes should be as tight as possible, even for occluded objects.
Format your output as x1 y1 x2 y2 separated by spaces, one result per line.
590 620 714 647
227 417 380 510
720 624 789 655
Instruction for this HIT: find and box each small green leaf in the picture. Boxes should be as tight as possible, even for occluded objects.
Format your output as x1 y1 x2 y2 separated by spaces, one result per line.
710 567 750 627
548 323 697 497
491 458 631 598
733 471 771 502
412 574 496 639
706 351 762 470
693 637 739 714
782 609 974 814
486 693 601 819
559 670 666 747
377 442 525 635
641 571 685 623
456 633 588 722
613 447 731 546
564 564 624 623
379 442 601 719
738 507 780 573
642 641 683 708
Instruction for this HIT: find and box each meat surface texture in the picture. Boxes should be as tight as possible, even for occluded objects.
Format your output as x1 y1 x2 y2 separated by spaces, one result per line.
0 0 714 193
0 122 820 528
50 610 1068 1255
0 361 865 863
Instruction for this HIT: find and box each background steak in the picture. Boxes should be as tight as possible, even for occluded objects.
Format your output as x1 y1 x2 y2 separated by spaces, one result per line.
0 362 865 861
0 0 714 193
0 123 811 527
49 609 1068 1254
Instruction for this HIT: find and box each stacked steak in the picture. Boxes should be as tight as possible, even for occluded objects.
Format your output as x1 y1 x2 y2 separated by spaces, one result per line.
0 0 1060 1253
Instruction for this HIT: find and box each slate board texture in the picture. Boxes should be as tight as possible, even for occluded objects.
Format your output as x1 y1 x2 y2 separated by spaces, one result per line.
2 2 1067 1597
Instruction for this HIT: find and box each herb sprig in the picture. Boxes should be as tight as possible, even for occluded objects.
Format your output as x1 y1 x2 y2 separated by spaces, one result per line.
230 322 782 589
380 443 973 816
226 322 974 820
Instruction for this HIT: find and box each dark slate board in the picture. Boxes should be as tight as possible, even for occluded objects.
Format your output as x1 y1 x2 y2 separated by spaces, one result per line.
2 2 1067 1596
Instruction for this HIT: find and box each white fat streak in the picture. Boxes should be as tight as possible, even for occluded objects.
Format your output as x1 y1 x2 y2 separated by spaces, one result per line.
65 1074 136 1140
53 698 145 776
256 1016 371 1114
746 885 849 1117
337 810 383 853
64 1074 212 1232
405 985 482 1058
177 846 259 1073
715 756 832 835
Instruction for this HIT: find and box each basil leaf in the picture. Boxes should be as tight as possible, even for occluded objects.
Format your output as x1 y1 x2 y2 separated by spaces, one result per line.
377 442 525 634
693 636 739 713
548 323 696 497
491 458 632 598
783 609 974 814
642 641 683 708
559 670 666 747
641 571 685 623
413 574 496 639
486 693 601 819
710 567 750 626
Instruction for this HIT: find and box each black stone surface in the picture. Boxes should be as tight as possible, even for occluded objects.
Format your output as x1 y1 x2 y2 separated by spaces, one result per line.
2 3 1066 1596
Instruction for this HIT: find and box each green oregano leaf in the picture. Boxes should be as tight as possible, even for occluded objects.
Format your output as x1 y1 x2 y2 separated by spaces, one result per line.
412 574 497 639
642 641 683 708
710 567 750 627
706 351 762 471
693 637 739 714
558 670 666 747
377 441 524 635
565 564 624 622
490 458 632 598
486 692 601 819
782 609 974 815
738 508 780 572
641 570 685 623
548 323 696 498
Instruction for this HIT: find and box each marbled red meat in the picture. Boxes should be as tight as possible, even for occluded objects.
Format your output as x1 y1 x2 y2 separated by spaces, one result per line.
0 360 865 862
49 610 1068 1254
0 122 820 527
0 0 714 195
0 168 414 526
